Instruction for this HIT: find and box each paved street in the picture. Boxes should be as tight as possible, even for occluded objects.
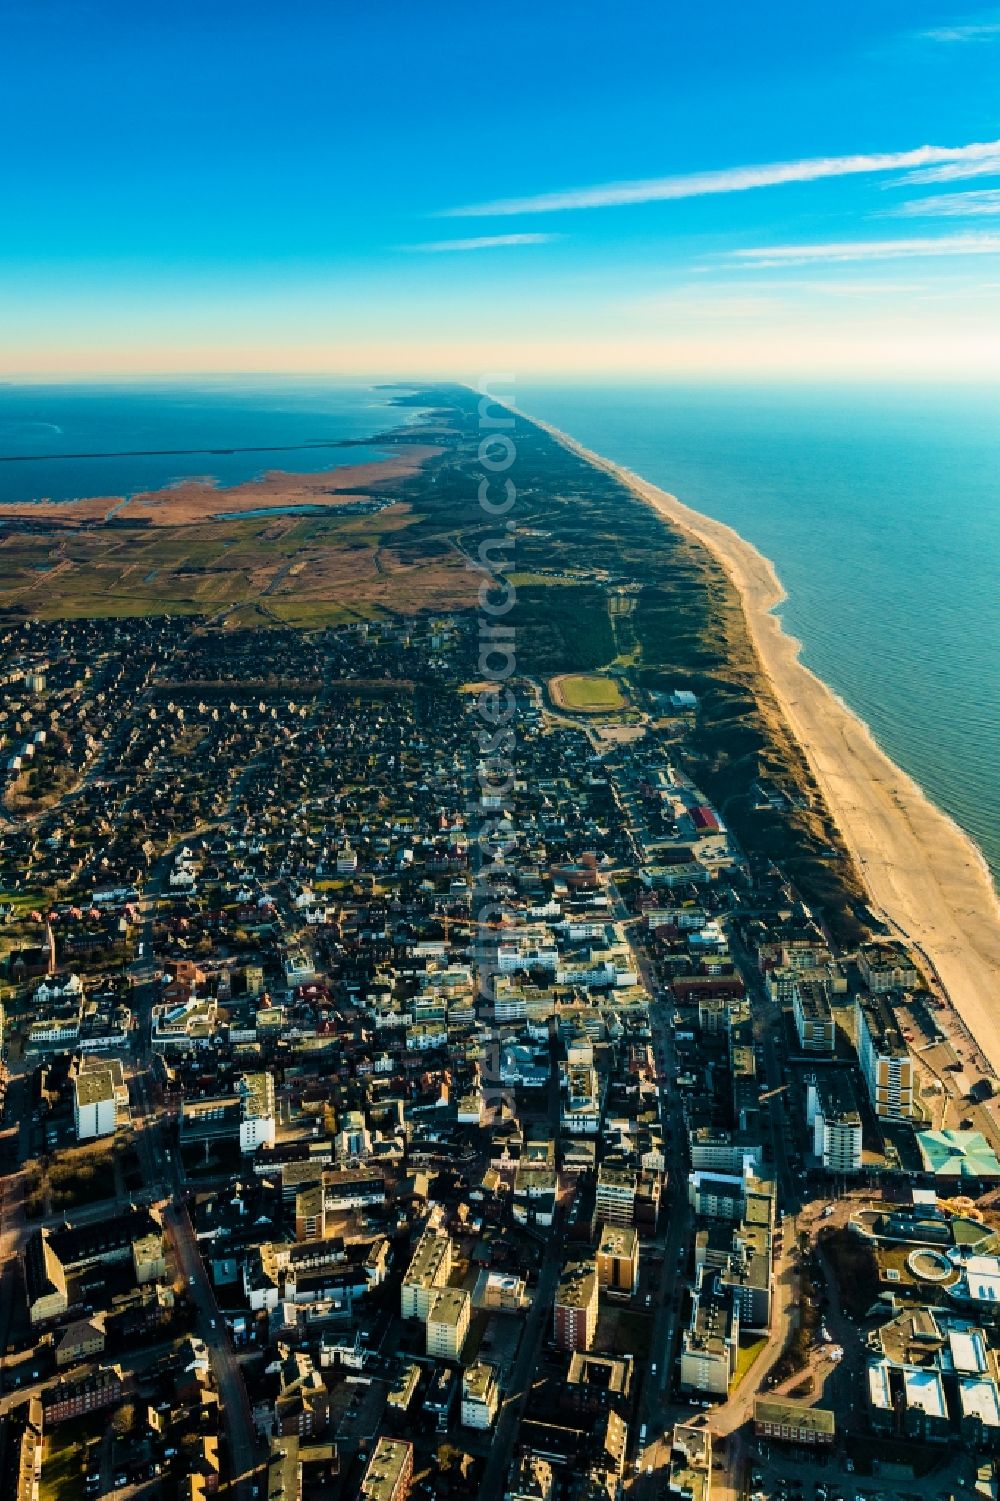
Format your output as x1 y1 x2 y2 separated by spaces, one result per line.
478 1253 562 1501
126 840 262 1498
608 846 813 1501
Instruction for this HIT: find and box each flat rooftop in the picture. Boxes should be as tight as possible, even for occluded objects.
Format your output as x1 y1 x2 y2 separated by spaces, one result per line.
74 1069 115 1107
557 1261 597 1310
361 1438 411 1501
427 1289 469 1327
959 1377 1000 1428
754 1398 835 1436
903 1366 948 1420
598 1225 638 1259
949 1328 987 1375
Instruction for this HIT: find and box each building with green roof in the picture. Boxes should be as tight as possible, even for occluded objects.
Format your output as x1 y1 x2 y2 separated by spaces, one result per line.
917 1131 1000 1181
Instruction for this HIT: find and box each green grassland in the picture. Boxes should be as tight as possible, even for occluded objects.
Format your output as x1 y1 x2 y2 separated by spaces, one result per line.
550 673 626 713
0 502 477 624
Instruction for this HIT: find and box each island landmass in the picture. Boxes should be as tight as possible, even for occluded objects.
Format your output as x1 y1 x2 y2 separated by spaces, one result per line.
1 382 999 1501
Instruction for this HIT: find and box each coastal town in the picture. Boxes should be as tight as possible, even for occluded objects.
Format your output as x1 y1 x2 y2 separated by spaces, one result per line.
2 583 1000 1501
5 0 1000 1489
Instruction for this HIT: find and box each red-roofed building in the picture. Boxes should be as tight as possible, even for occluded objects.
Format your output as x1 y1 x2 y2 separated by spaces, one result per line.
690 806 719 833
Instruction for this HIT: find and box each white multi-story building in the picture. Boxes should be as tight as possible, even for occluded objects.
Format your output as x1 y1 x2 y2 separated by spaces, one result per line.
561 1065 601 1134
792 982 836 1054
688 1171 745 1222
461 1361 500 1430
859 943 919 994
513 1164 558 1228
596 1166 637 1228
73 1068 117 1141
401 1225 453 1320
856 995 914 1119
493 995 527 1023
28 1015 81 1051
680 1272 740 1396
495 928 559 974
238 1072 276 1154
689 1166 775 1226
689 1130 762 1176
806 1072 863 1174
556 951 637 990
425 1288 470 1360
151 996 218 1049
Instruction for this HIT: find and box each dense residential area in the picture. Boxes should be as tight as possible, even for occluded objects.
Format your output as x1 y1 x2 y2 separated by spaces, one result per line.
0 604 999 1501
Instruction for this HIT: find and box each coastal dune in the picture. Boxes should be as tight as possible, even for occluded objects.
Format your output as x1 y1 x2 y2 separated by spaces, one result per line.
529 413 1000 1078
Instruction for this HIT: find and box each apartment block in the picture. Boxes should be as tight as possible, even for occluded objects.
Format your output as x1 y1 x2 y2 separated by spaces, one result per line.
425 1288 470 1361
689 1166 774 1228
554 1259 599 1352
461 1360 500 1430
856 994 914 1120
689 1128 762 1176
792 982 836 1054
720 1221 772 1332
360 1438 413 1501
806 1070 863 1173
668 1420 713 1501
400 1225 453 1320
595 1165 637 1228
237 1071 276 1154
680 1276 739 1397
597 1224 640 1295
859 943 920 994
72 1067 117 1142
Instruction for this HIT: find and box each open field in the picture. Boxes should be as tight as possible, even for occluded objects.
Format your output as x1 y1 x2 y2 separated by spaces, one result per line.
0 438 482 624
0 500 478 625
549 672 626 714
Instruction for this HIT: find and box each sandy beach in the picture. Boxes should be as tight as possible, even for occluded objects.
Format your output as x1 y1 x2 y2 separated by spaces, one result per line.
532 414 1000 1080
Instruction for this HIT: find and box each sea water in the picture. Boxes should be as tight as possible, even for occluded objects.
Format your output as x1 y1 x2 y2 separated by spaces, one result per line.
517 380 1000 885
0 378 416 504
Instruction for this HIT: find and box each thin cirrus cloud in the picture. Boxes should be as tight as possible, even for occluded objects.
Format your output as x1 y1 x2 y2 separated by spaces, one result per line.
919 21 1000 42
891 189 1000 217
402 233 557 252
889 155 1000 186
725 232 1000 268
439 139 1000 217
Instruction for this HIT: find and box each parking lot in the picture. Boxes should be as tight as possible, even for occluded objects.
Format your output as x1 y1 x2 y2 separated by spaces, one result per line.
746 1438 977 1501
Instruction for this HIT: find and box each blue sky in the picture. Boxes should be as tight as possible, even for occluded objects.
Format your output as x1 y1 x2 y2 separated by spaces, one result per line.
3 0 1000 377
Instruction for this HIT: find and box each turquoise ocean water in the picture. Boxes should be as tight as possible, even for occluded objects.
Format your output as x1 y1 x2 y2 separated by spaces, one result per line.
517 381 1000 886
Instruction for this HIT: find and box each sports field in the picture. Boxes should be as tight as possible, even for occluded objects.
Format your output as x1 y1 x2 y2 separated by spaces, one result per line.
549 673 626 714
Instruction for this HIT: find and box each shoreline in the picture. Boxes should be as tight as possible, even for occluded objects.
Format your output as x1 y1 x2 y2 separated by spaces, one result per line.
521 407 1000 1080
0 445 440 527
